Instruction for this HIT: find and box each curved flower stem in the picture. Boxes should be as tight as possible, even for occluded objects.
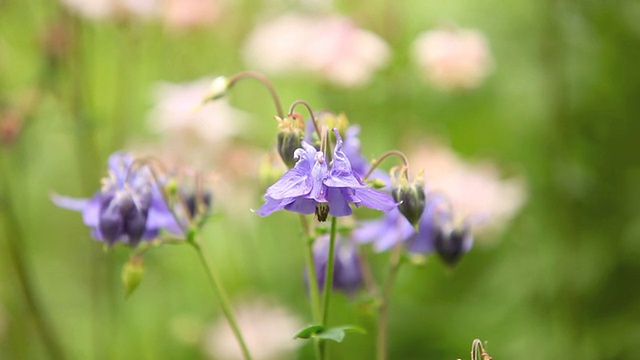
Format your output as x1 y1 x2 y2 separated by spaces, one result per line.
319 216 338 359
363 150 410 181
376 243 404 360
288 99 322 139
189 240 253 360
471 339 492 360
227 71 284 118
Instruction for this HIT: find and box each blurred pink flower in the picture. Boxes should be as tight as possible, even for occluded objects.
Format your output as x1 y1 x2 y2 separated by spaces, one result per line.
203 299 303 360
146 77 249 167
60 0 159 20
243 13 390 87
162 0 221 31
412 27 492 91
410 142 526 235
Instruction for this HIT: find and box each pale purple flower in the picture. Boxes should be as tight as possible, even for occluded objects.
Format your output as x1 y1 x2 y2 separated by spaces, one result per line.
52 152 182 247
354 194 475 265
255 129 396 221
409 142 527 235
312 235 363 294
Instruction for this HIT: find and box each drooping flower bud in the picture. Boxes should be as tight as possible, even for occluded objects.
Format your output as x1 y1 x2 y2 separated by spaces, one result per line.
182 189 213 219
434 225 473 266
391 168 426 228
276 114 305 168
122 256 144 299
203 76 229 102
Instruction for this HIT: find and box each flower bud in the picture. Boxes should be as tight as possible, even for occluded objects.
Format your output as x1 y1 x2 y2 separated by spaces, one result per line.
276 114 305 168
391 169 426 228
434 226 473 266
182 190 212 219
122 256 144 299
203 76 229 102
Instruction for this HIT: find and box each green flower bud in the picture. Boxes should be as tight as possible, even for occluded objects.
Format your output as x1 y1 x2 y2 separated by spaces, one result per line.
122 256 144 299
391 169 426 228
276 114 305 168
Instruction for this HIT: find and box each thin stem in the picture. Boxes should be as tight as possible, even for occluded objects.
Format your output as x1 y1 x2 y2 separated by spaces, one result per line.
357 246 380 298
227 71 284 118
319 216 338 359
288 99 322 139
363 150 410 181
190 241 253 360
298 215 322 360
299 215 321 323
376 243 404 360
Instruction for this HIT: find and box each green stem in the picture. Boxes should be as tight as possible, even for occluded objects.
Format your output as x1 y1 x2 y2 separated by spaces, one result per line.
376 243 404 360
298 215 322 360
299 215 321 323
190 241 253 360
319 216 338 359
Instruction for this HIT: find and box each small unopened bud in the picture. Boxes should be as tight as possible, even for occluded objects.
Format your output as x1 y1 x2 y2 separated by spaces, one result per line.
434 227 473 266
391 169 426 228
182 190 213 219
122 256 144 299
202 76 229 103
315 203 330 222
276 114 305 168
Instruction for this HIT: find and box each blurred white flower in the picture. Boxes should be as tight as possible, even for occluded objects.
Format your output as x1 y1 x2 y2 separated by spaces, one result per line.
203 299 303 360
243 13 390 87
161 0 221 31
412 27 492 91
60 0 159 20
410 142 526 234
147 77 249 167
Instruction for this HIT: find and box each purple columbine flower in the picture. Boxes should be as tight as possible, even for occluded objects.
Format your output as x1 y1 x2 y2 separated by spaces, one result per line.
353 195 473 263
255 128 396 221
312 235 363 294
52 152 183 247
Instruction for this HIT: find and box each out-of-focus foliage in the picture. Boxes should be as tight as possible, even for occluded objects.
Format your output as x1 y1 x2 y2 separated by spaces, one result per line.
1 0 639 359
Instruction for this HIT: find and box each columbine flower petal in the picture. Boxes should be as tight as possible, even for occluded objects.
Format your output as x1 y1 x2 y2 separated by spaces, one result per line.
256 128 394 221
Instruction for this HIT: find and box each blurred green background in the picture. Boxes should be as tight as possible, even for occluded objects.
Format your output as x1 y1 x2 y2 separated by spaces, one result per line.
1 0 640 359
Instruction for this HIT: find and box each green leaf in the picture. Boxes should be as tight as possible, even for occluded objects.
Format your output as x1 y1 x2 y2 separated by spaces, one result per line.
315 325 366 343
293 324 324 339
315 328 345 342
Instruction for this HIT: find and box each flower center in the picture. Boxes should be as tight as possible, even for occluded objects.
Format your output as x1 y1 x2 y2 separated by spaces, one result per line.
315 202 330 222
